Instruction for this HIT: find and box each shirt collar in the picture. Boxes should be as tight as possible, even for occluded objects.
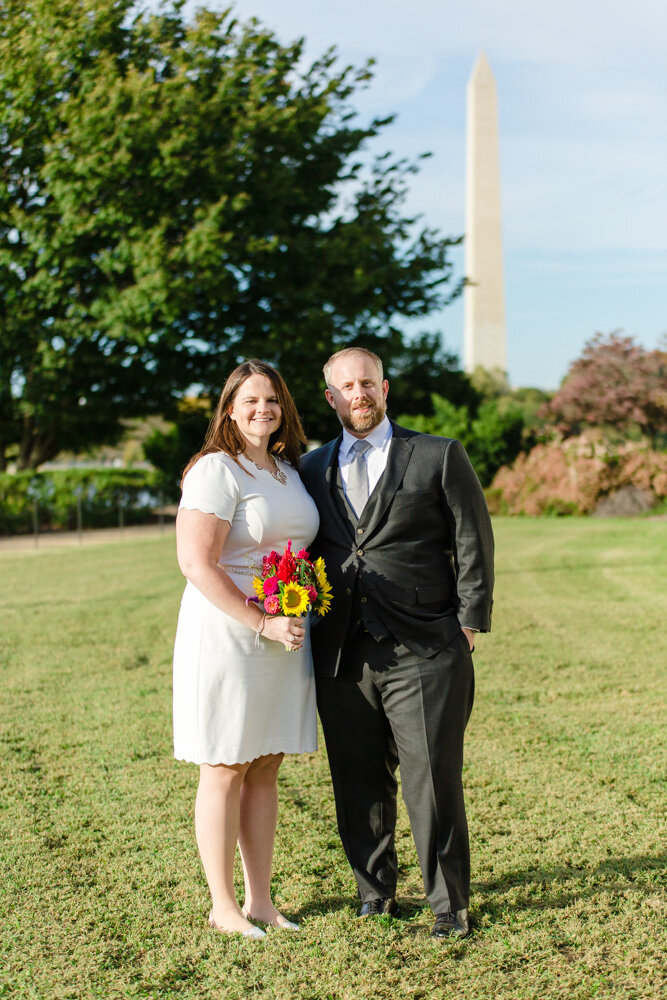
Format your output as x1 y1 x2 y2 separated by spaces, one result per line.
340 416 392 460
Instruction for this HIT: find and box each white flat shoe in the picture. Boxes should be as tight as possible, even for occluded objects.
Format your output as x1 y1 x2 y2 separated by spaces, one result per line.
271 915 300 931
242 924 267 939
208 911 266 939
242 907 300 931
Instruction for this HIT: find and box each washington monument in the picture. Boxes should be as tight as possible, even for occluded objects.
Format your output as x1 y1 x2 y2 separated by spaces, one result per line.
463 52 507 376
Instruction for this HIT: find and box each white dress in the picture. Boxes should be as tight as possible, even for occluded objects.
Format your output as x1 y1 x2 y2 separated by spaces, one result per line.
173 451 320 765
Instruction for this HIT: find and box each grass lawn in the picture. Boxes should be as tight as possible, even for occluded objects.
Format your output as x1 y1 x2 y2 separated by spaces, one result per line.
0 517 665 999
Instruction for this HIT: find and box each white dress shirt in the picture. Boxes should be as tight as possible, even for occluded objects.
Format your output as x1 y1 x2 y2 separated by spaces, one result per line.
339 416 393 503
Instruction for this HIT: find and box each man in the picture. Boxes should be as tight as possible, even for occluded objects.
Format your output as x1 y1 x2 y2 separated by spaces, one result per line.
300 347 494 940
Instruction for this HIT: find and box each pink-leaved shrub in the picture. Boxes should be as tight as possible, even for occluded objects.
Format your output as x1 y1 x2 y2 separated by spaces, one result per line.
487 431 667 515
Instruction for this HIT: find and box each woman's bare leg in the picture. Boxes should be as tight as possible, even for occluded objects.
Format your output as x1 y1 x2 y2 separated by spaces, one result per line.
195 761 260 933
238 753 294 924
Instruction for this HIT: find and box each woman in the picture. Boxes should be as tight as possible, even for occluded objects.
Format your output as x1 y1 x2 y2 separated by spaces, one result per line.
173 360 319 938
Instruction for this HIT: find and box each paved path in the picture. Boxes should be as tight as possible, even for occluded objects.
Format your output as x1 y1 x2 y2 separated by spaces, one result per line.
0 522 175 553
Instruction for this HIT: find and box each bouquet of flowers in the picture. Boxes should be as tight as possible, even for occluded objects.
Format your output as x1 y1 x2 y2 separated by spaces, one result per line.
252 540 333 628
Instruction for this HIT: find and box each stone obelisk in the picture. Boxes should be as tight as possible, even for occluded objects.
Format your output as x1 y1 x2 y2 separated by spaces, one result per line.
463 52 507 376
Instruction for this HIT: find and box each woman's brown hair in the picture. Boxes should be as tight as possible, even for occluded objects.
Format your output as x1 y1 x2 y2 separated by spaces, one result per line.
181 360 306 484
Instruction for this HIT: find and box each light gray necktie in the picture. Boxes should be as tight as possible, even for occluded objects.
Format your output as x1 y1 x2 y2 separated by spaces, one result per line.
346 439 372 516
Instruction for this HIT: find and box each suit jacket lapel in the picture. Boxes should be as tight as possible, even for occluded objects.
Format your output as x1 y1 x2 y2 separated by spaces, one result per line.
358 425 414 536
317 434 351 538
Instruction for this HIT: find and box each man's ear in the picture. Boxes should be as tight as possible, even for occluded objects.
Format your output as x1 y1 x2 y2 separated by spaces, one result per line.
383 379 389 400
325 389 336 410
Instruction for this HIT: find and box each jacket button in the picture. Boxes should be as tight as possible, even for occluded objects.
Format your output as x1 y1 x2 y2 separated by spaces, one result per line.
357 548 364 556
346 587 352 596
357 528 363 535
360 597 367 604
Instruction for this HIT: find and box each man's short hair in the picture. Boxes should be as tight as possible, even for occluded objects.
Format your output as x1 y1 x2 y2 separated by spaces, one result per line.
323 347 384 387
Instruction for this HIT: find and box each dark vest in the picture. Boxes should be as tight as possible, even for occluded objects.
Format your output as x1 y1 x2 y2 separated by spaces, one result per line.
334 466 390 641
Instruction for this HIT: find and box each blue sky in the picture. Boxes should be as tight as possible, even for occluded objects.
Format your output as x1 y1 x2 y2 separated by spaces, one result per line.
185 1 667 389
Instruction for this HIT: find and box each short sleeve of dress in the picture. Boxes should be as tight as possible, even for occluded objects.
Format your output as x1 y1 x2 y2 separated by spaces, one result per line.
179 454 240 523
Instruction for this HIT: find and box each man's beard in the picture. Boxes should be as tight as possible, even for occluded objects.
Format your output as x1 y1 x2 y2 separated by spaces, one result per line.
339 397 386 434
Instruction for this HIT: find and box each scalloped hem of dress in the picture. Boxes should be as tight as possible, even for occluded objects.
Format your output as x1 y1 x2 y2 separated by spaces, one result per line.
173 742 317 766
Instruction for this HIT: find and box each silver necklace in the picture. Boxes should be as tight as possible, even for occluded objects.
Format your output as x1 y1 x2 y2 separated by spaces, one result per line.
249 454 287 485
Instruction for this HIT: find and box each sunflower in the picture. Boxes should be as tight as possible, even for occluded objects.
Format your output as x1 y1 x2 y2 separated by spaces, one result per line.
252 577 266 601
315 586 332 616
315 576 333 614
280 582 311 616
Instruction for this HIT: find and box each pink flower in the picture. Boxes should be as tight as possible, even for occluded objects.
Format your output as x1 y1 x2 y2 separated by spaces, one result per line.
306 585 318 603
296 548 309 560
263 576 279 596
263 595 281 615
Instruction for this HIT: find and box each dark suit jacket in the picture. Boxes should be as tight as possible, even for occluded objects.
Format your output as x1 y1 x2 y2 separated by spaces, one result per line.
300 421 494 677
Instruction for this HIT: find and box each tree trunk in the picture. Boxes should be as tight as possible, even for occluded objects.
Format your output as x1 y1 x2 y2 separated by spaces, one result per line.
17 416 58 470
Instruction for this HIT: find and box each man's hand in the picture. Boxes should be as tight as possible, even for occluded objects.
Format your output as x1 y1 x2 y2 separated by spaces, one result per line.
461 627 475 651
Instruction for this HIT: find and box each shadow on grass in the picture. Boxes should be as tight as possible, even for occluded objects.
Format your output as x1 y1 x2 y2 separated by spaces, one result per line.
237 855 664 944
296 893 357 919
473 852 666 916
305 852 667 947
296 892 469 943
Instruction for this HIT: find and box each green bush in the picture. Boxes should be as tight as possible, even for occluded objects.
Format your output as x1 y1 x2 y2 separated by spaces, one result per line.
0 468 169 535
397 394 526 487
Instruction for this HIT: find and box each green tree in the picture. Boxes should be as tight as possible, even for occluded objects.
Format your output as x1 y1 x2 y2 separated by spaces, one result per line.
467 399 525 486
383 332 480 422
0 0 462 469
143 396 212 497
398 395 470 442
398 393 526 487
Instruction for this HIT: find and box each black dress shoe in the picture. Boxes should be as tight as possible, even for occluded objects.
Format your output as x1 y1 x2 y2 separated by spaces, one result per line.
431 908 470 939
358 897 400 918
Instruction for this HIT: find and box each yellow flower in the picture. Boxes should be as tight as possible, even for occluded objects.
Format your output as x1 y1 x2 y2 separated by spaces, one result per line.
314 557 329 590
252 577 266 601
280 582 311 616
315 588 332 616
312 558 333 616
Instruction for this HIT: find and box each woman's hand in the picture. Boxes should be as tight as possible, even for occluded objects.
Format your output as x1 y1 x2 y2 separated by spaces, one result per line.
262 615 305 651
